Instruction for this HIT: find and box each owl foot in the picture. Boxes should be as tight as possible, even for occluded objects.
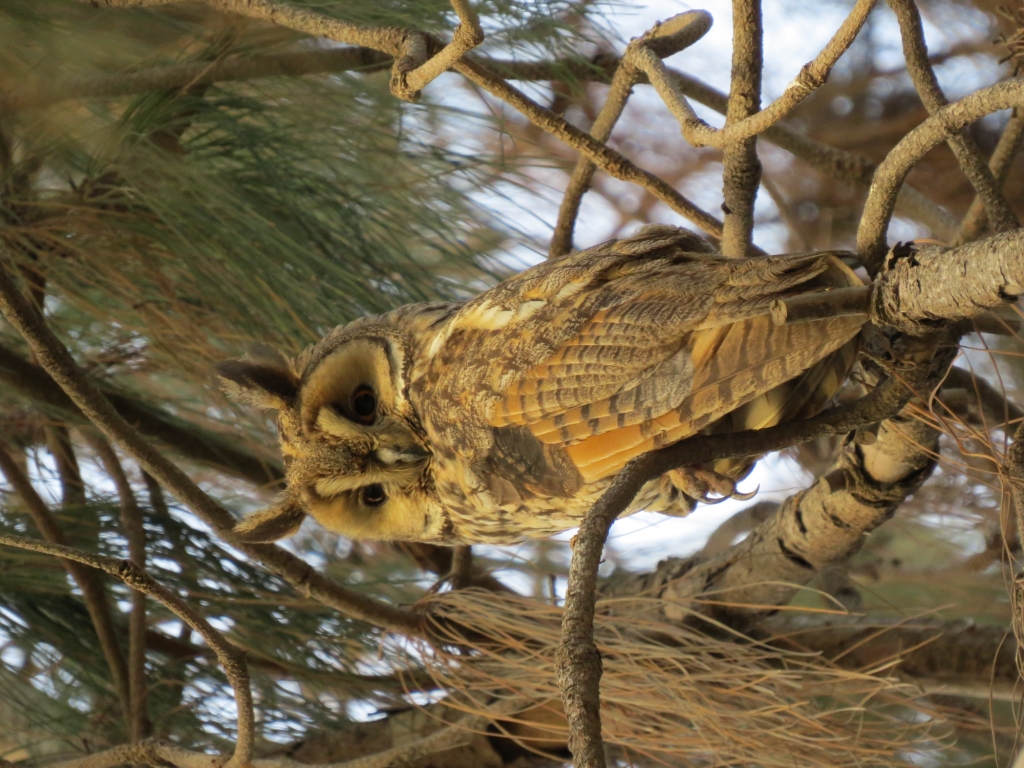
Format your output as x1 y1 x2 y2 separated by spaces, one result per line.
667 468 757 505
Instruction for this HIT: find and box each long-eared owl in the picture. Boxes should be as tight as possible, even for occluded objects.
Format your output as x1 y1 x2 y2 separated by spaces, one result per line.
219 225 863 544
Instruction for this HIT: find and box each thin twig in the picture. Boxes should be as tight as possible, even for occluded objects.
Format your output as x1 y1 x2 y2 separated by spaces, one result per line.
0 253 425 637
720 0 764 257
0 442 132 728
887 0 1018 239
1003 419 1024 683
957 107 1024 243
85 432 151 742
1 49 392 112
0 531 254 767
453 57 728 240
760 173 810 249
856 78 1024 271
943 365 1024 429
46 424 87 507
549 10 713 258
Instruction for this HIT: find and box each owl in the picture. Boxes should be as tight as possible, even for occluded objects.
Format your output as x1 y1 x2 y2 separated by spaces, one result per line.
219 225 863 545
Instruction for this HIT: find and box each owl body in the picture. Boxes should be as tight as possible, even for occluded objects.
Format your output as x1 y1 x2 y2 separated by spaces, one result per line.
221 226 864 545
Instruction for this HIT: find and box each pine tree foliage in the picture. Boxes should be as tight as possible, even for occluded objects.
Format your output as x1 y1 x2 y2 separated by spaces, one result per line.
0 0 1023 766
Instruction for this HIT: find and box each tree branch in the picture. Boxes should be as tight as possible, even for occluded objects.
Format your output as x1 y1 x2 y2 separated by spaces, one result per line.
768 615 1018 693
719 0 763 257
552 221 1024 759
10 41 953 238
870 230 1024 334
857 78 1024 271
623 0 876 152
0 531 254 767
0 441 132 729
41 700 529 768
549 10 713 258
942 365 1023 430
887 0 1018 238
452 57 728 240
556 372 916 768
0 255 425 637
84 432 152 742
390 0 483 102
957 108 1024 244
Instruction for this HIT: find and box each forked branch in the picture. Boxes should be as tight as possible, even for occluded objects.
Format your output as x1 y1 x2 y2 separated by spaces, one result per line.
857 78 1024 270
550 10 713 257
391 0 483 101
623 0 876 150
887 0 1018 238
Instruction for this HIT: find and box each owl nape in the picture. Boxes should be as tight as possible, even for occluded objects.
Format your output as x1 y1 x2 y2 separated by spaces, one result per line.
220 225 864 545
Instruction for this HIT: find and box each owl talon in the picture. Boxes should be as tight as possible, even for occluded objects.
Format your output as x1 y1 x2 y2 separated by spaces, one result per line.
667 468 755 505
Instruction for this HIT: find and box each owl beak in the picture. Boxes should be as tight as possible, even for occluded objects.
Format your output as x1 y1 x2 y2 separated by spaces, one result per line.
373 444 429 467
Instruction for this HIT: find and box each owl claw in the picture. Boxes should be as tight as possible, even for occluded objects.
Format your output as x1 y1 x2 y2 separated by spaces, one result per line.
666 468 756 505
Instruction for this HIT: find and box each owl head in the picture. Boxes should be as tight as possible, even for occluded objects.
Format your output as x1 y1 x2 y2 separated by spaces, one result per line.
218 319 446 543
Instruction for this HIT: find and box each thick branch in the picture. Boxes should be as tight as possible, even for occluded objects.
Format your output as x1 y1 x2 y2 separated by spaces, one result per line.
0 257 424 637
857 78 1024 270
0 531 254 767
870 230 1024 334
888 0 1018 237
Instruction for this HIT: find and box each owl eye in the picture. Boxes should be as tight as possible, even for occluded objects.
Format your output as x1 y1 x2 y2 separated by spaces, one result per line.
351 386 377 424
361 484 387 507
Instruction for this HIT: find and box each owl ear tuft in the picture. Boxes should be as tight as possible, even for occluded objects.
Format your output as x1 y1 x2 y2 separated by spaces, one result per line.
232 499 305 543
217 352 298 411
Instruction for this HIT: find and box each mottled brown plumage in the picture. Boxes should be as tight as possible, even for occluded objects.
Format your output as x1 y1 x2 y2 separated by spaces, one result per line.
219 225 864 544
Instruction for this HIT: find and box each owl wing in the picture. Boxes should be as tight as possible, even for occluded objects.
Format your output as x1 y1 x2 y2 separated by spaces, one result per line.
425 226 863 492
